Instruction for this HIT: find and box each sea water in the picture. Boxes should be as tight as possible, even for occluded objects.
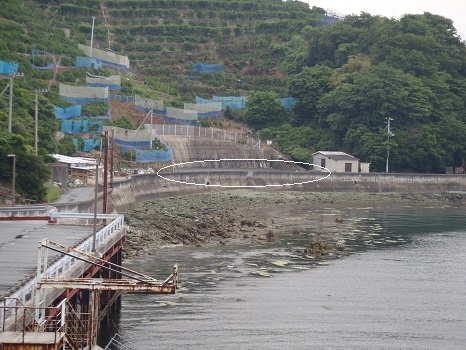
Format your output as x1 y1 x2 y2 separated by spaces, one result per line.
111 205 466 350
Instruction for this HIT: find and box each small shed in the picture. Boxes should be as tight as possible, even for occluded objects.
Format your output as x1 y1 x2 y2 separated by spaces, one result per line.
51 154 101 184
312 151 359 173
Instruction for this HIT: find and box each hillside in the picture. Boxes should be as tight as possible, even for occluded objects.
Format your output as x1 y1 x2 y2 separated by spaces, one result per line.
2 0 466 202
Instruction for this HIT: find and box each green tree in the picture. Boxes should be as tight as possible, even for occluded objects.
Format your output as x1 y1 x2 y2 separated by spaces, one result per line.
287 65 333 124
243 91 288 130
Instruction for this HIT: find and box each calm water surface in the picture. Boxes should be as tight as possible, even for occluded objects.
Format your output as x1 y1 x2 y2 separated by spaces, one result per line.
114 205 466 349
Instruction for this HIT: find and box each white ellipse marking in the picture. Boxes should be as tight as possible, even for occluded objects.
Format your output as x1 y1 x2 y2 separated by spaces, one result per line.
156 158 331 188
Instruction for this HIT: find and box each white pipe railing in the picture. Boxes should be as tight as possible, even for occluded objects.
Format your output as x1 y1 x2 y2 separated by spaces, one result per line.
0 214 125 310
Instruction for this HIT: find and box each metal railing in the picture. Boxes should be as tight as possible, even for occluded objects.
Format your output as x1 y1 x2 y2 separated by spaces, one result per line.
0 205 57 218
0 214 125 309
145 124 261 148
0 298 89 349
105 333 134 350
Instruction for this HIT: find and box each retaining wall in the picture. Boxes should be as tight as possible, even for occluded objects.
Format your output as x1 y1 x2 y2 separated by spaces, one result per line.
109 171 466 211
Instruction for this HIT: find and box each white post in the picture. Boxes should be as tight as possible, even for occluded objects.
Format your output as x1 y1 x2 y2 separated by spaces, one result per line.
198 126 200 137
90 17 95 57
175 124 177 135
34 239 48 325
150 109 153 148
386 118 394 173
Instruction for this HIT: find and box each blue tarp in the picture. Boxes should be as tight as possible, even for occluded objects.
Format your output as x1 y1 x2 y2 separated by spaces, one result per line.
61 96 108 104
213 95 247 110
54 105 82 119
164 115 198 126
279 97 297 110
73 56 102 69
192 63 224 73
83 138 100 152
196 96 212 104
136 148 173 162
0 60 18 75
61 120 102 134
196 95 296 110
61 120 73 134
87 82 121 91
115 139 152 148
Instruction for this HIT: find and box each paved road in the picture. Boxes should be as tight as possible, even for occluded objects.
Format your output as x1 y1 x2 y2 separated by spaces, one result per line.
53 186 96 204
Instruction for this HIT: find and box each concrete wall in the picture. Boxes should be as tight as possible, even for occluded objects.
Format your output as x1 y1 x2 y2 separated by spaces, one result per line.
107 171 466 211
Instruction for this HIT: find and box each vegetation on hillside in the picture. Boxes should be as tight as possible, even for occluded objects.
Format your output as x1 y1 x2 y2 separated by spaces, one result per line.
1 0 466 201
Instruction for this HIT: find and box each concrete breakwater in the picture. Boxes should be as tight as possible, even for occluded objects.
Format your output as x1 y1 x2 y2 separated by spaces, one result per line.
110 171 466 211
53 171 466 213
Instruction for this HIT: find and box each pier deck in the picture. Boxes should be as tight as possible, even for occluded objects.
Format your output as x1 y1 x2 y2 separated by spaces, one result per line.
0 221 93 297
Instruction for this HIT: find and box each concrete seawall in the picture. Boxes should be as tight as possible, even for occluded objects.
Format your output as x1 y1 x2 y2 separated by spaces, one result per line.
108 171 466 211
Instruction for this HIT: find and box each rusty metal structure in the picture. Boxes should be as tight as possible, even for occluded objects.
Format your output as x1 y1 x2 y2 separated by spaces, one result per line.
0 237 178 350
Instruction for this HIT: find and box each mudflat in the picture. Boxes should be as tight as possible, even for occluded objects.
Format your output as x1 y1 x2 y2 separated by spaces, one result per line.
122 190 466 259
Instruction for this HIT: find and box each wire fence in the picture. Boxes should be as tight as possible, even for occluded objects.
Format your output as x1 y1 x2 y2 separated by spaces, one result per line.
147 124 261 148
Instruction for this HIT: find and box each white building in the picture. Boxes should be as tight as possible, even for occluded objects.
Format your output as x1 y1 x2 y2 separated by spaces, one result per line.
312 151 360 173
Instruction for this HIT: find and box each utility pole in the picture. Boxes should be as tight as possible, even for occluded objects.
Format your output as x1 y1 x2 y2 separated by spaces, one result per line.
386 118 394 173
34 89 47 156
7 154 16 206
7 73 24 133
92 157 100 252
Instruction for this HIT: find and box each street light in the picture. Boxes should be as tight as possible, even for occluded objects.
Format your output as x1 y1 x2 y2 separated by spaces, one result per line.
34 89 48 156
385 118 394 173
7 154 16 206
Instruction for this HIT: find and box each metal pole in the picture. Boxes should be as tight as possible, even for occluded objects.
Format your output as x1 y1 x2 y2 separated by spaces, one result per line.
34 89 47 156
8 77 13 133
150 109 153 148
7 154 15 206
35 90 38 155
90 17 95 57
386 118 392 173
92 158 99 252
103 132 108 214
110 129 114 189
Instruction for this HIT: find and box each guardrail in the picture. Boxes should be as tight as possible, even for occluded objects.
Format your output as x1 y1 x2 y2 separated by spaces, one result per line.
0 213 125 311
0 206 57 218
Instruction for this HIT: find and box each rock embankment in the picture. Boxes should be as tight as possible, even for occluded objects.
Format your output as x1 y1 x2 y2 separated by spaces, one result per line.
122 190 466 259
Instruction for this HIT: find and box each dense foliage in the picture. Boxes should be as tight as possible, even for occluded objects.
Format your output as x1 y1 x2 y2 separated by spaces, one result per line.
1 0 466 204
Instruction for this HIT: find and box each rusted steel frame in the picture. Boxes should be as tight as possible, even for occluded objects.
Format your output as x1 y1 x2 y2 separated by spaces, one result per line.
38 278 176 294
53 237 124 308
48 240 151 280
43 244 151 283
97 291 121 323
0 305 61 333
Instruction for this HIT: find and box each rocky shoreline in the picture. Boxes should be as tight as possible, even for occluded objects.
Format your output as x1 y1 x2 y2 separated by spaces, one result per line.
122 190 466 260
